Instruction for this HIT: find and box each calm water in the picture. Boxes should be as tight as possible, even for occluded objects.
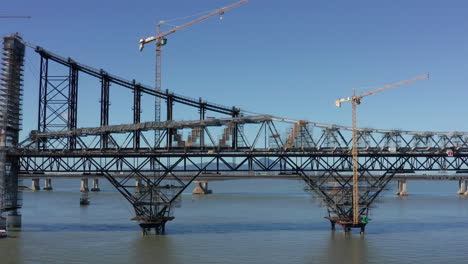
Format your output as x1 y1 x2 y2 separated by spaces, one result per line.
1 179 468 264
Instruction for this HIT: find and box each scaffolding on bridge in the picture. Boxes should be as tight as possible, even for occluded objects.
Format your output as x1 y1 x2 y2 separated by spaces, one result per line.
0 34 24 229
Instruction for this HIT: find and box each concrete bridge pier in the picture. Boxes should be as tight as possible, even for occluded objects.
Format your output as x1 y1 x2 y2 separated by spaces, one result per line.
135 178 148 194
458 180 467 195
135 178 144 193
396 179 408 196
43 178 52 191
463 180 468 195
91 178 100 192
135 178 143 187
80 178 89 192
6 213 21 229
192 181 212 195
31 178 40 191
0 216 5 230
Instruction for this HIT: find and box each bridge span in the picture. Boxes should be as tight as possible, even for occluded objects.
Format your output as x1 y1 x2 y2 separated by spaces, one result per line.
19 173 468 197
2 34 468 234
19 173 468 181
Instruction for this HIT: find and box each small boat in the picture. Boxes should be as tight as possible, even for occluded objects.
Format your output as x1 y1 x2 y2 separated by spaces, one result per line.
0 230 7 238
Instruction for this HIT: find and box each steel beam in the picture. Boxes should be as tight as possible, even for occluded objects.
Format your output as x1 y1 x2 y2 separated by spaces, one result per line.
133 81 141 149
100 73 110 149
33 46 236 116
166 91 173 149
68 62 78 149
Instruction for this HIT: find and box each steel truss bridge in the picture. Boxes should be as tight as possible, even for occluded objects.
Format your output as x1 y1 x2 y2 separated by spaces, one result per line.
3 34 468 234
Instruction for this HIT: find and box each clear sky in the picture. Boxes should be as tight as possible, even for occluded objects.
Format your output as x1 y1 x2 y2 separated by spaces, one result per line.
2 0 468 138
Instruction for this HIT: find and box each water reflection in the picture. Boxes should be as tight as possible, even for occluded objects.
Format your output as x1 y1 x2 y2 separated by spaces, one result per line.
324 231 369 264
132 235 181 264
6 179 468 264
0 231 23 264
171 222 321 235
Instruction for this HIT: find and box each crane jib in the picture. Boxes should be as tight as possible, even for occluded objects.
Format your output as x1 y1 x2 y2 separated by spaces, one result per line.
139 0 252 48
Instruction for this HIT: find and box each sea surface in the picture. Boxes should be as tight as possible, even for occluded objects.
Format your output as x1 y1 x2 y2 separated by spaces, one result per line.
1 179 468 264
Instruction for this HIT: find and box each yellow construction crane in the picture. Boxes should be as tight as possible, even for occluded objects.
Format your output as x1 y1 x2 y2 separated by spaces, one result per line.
139 0 251 145
335 73 429 225
139 0 251 51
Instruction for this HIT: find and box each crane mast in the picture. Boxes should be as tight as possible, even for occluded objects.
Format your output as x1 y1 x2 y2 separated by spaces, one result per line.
155 23 162 146
351 89 358 225
140 0 251 148
336 74 429 225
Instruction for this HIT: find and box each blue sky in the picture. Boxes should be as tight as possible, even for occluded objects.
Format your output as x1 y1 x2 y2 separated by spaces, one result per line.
2 0 468 138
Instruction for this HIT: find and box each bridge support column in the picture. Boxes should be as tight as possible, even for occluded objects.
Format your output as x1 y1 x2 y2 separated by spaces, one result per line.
135 178 144 187
459 180 468 195
6 212 21 229
463 180 468 195
43 178 52 191
140 222 167 235
397 180 408 196
80 178 89 192
91 178 100 192
135 178 145 193
135 178 142 187
0 35 25 231
326 217 366 234
0 216 5 230
31 178 40 191
192 181 212 195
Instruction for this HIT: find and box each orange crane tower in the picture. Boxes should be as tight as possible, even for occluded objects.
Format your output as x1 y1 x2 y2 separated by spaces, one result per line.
335 73 429 225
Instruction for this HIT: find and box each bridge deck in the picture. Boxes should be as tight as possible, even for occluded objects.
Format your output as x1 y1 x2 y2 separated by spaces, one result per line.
18 173 468 181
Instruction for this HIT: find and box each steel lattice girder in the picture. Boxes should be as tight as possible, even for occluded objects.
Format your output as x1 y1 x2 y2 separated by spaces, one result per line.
29 45 468 154
15 153 468 222
21 118 468 154
20 41 468 229
35 47 239 116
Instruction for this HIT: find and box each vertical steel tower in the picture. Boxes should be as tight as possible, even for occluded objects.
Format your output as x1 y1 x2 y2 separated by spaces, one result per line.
0 34 24 229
